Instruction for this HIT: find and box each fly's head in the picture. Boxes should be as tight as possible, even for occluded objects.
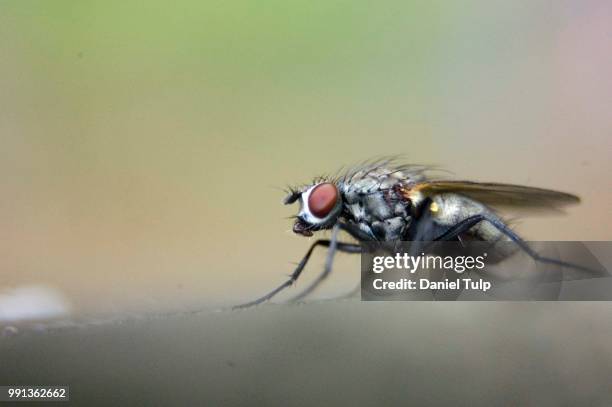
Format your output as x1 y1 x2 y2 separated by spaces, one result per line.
284 181 343 237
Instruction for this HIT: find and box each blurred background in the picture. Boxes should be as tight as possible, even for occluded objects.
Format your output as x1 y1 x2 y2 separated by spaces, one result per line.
1 0 611 319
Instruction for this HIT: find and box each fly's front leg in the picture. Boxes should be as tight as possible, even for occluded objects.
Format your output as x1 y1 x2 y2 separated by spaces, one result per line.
234 224 361 309
288 224 362 303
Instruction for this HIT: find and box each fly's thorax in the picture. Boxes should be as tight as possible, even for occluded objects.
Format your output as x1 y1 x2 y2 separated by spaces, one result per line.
341 189 408 221
339 177 411 241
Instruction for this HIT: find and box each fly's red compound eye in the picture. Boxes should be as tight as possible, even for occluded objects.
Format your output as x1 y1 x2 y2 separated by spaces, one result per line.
307 183 338 218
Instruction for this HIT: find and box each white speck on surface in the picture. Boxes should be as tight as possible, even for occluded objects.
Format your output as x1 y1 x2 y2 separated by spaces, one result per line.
0 286 71 322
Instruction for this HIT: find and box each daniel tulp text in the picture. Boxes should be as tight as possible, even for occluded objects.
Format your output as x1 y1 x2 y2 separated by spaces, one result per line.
372 277 491 292
360 241 612 301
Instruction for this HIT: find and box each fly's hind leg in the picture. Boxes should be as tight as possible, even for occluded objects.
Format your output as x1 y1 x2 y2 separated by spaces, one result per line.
434 213 598 274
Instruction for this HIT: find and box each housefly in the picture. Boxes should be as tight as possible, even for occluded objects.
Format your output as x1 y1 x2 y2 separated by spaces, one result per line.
236 158 588 308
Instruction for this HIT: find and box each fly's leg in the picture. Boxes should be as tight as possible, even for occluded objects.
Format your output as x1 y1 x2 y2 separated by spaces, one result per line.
334 283 362 300
434 214 598 274
288 225 362 303
405 203 446 256
234 225 361 309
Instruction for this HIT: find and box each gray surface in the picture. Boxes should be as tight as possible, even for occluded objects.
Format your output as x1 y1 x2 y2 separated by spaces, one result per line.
2 301 612 406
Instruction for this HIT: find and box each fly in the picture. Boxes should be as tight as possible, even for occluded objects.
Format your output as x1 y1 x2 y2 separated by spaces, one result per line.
235 158 589 308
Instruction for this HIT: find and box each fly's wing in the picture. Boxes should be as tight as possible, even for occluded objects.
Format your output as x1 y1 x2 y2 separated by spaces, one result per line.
403 181 580 211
